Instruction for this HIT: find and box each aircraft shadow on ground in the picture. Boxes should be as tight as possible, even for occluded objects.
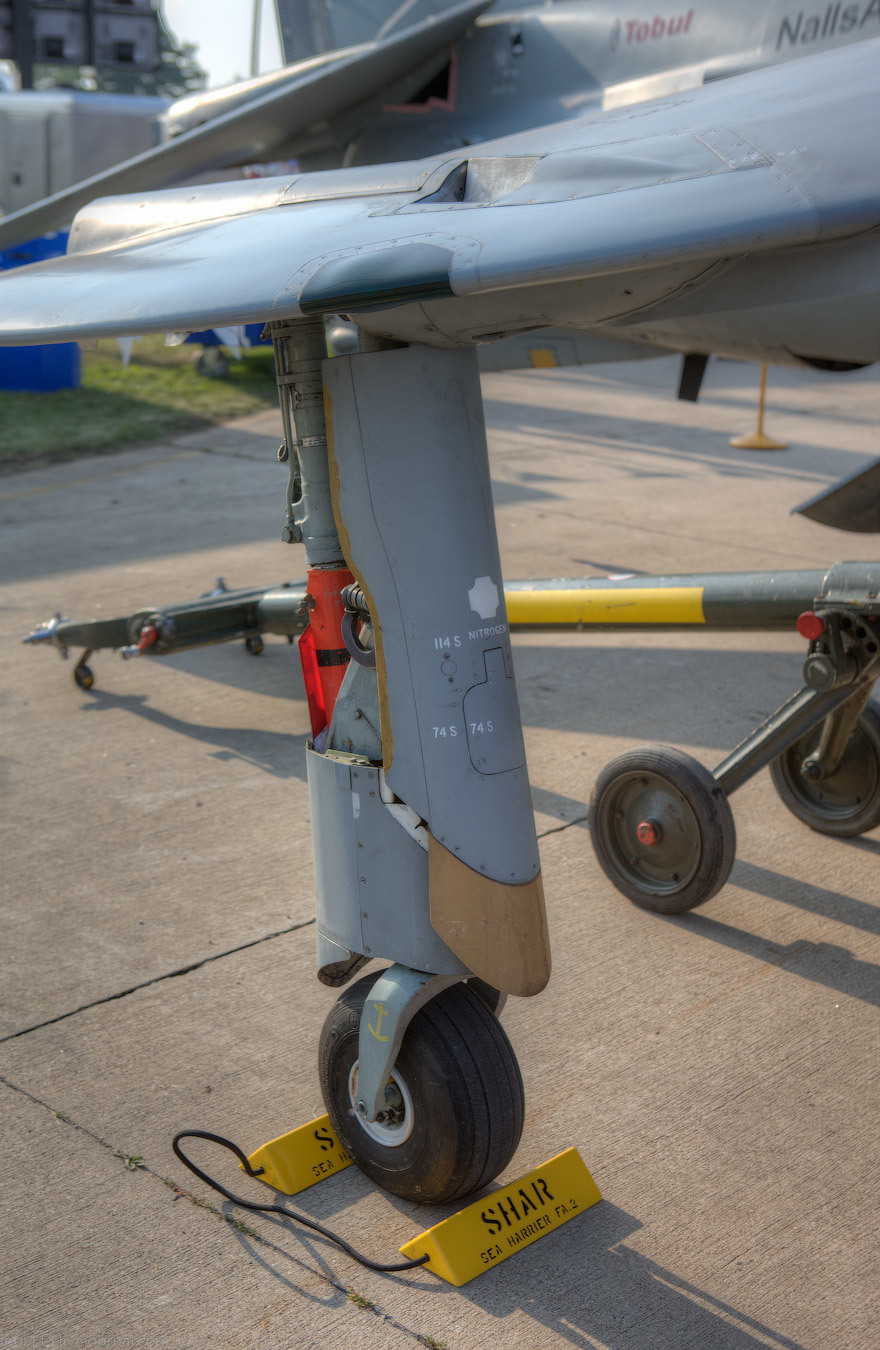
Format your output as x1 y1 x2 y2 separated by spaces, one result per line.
221 1202 353 1314
69 643 802 758
540 361 879 429
668 909 880 1009
160 640 306 700
528 810 880 974
482 394 872 483
565 556 649 573
842 834 880 857
452 1201 808 1350
220 1186 806 1350
514 643 800 751
531 784 591 824
2 491 282 590
700 392 880 427
2 467 556 582
732 860 880 937
80 688 308 780
67 643 807 777
490 475 568 506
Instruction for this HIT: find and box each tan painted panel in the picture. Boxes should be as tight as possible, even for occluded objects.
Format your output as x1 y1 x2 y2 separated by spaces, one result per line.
428 836 551 997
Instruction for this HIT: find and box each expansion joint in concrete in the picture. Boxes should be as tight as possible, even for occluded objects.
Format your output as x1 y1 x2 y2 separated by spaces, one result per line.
0 1073 435 1344
0 918 316 1045
536 811 590 840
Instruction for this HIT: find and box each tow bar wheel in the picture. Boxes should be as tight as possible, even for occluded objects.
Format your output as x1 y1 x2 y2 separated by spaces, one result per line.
769 701 880 838
73 664 94 690
318 973 524 1204
589 745 736 914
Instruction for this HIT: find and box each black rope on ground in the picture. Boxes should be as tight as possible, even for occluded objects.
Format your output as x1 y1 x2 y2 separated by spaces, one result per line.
171 1130 430 1273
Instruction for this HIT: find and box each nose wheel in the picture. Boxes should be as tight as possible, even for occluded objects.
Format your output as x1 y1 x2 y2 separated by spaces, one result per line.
589 745 736 913
319 973 524 1204
769 701 880 837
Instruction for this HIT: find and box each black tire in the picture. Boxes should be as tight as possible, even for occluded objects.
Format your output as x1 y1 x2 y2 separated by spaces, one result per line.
466 977 504 1015
74 664 94 690
769 700 880 838
244 634 264 655
319 974 524 1204
589 744 736 914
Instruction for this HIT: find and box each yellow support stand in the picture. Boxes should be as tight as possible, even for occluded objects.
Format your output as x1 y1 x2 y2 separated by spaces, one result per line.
241 1117 601 1286
244 1114 352 1196
399 1147 601 1286
729 364 788 450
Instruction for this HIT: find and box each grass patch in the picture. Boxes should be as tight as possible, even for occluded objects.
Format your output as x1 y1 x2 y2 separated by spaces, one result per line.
0 334 279 469
113 1149 146 1171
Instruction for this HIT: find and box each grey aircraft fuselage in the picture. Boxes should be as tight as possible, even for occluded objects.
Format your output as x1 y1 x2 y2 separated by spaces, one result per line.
302 0 880 171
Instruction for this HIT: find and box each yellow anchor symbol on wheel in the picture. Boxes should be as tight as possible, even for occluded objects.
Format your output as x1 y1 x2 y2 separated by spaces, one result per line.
367 1001 390 1041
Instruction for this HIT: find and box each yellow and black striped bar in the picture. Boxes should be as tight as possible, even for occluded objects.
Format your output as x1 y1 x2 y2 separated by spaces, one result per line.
505 564 879 631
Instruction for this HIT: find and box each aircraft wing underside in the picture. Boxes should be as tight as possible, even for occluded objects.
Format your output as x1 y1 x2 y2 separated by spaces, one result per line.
0 41 877 349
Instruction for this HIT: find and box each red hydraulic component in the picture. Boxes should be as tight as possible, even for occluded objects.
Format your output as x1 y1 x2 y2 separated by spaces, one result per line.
298 566 353 736
797 611 826 642
137 624 159 652
298 624 327 739
636 819 661 847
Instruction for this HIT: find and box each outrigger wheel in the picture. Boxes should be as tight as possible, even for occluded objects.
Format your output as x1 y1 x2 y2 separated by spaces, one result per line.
589 745 736 913
769 701 880 838
319 973 524 1204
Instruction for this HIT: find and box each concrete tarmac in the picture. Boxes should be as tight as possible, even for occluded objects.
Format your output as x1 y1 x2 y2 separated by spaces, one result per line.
1 355 878 1350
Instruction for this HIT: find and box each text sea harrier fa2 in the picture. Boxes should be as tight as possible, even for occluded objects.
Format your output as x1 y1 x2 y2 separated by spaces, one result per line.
2 43 878 1211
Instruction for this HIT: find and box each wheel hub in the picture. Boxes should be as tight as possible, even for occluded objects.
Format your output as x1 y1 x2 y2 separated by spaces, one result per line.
602 771 702 894
348 1062 414 1147
636 818 662 846
788 724 878 816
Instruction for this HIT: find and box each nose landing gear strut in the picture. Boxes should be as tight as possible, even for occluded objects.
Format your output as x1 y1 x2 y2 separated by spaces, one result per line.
272 324 550 1202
